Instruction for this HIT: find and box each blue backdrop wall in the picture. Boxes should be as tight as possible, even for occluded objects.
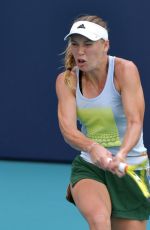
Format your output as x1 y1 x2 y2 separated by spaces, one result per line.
1 0 150 161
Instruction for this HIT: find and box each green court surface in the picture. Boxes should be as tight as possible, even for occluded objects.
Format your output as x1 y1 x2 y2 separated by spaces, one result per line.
0 160 149 230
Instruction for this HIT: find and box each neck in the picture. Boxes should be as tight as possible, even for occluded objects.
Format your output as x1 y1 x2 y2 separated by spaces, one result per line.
83 55 109 85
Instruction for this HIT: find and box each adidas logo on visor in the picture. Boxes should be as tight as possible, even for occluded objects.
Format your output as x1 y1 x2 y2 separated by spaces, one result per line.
77 24 85 29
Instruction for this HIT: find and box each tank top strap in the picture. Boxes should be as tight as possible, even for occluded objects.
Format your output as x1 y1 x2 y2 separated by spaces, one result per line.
75 67 80 94
104 55 115 91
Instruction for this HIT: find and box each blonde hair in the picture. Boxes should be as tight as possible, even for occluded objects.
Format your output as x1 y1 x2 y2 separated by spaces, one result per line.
64 15 108 89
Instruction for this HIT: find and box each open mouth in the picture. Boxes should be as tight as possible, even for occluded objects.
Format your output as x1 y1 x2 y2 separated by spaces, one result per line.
77 59 86 64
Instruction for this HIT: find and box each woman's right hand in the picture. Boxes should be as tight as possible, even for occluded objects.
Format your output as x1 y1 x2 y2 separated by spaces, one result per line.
89 143 112 170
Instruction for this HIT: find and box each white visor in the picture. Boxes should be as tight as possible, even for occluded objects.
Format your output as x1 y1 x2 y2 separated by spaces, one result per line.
64 21 108 41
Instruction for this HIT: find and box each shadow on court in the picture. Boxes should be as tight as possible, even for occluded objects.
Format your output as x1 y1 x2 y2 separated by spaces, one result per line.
0 160 149 230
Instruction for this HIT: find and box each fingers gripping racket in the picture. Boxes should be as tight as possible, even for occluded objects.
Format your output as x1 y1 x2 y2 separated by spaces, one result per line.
109 158 150 201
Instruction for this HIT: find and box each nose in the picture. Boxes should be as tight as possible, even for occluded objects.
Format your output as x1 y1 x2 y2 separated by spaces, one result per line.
77 45 85 55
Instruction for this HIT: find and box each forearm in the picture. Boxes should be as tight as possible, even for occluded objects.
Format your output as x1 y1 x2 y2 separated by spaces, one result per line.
108 121 143 176
61 126 96 153
62 125 113 169
118 121 143 157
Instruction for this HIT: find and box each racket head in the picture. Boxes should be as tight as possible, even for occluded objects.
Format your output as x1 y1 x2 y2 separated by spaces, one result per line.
126 166 150 200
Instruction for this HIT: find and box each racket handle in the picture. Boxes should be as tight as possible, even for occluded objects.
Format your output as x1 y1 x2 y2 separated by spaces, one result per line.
107 158 127 173
118 162 128 173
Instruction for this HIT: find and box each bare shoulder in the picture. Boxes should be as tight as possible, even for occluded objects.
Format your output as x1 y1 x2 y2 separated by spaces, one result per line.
114 57 141 88
115 57 139 76
56 70 77 97
56 71 65 87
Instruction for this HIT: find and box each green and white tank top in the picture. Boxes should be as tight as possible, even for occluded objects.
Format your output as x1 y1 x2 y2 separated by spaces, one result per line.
76 55 147 166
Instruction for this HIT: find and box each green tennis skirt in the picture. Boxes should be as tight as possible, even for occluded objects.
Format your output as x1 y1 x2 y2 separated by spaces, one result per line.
67 155 150 220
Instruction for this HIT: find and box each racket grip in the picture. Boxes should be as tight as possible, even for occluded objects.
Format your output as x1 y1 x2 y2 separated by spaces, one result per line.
118 162 128 173
107 158 127 173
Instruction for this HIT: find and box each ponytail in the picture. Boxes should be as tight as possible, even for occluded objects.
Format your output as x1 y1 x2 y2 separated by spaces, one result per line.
64 45 76 90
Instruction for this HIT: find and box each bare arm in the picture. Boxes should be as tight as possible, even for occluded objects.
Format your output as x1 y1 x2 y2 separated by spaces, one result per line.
56 72 92 151
110 59 145 174
56 72 112 168
118 61 144 156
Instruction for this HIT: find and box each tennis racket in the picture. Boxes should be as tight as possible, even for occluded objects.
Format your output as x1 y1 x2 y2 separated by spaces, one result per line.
108 157 150 201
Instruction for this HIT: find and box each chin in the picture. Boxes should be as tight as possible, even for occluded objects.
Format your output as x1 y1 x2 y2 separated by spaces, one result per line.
78 66 90 72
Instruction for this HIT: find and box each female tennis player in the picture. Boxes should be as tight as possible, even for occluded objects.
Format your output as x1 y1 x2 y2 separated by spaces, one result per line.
56 14 150 229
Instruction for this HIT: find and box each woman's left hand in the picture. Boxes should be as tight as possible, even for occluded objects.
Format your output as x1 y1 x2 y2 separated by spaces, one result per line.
108 151 127 177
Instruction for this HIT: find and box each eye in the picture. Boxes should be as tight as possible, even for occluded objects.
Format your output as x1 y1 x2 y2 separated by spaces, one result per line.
71 41 78 46
85 42 93 46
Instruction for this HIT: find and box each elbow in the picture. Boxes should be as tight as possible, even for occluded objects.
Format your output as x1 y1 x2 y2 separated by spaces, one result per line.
127 119 143 130
62 128 80 150
64 136 70 144
59 123 78 144
64 129 78 143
